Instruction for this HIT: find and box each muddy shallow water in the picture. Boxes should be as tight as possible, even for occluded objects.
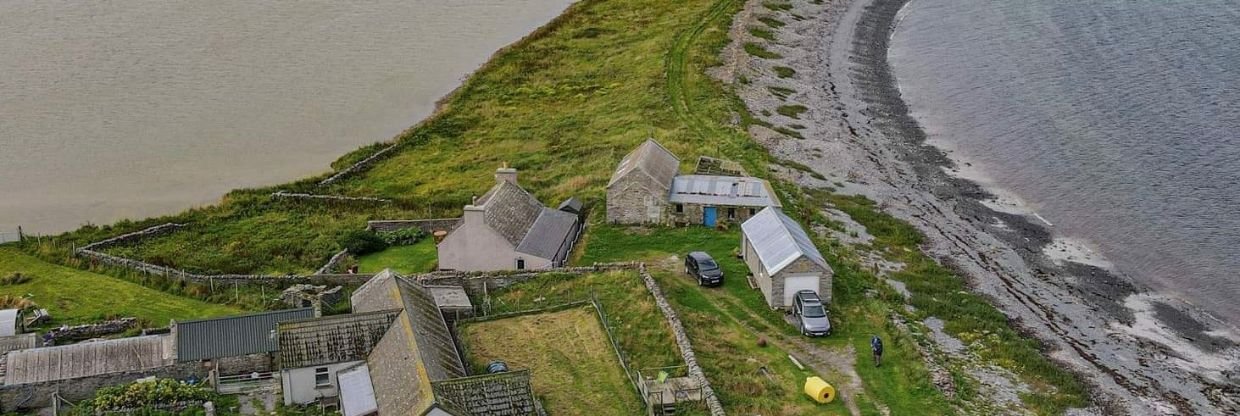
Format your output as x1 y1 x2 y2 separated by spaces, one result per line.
0 0 572 234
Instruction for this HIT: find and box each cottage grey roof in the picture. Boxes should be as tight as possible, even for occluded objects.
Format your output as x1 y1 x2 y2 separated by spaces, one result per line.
477 181 545 247
0 310 19 337
741 207 829 275
608 139 680 188
365 275 467 415
175 308 314 362
515 208 579 261
432 370 540 416
557 197 583 214
668 175 781 208
5 335 170 385
277 309 400 369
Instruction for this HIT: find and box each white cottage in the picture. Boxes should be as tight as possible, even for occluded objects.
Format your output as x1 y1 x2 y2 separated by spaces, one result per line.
740 207 833 309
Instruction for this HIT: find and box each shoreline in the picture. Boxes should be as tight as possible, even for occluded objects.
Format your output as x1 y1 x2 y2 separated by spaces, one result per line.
728 0 1239 414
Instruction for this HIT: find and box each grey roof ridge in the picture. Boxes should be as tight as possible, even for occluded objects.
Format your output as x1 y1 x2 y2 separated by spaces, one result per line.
752 208 829 274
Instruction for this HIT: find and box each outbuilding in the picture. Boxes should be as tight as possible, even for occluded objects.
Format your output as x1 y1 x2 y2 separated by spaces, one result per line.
740 207 833 310
0 309 22 337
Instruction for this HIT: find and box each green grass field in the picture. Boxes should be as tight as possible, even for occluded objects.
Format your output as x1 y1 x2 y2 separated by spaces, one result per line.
459 307 644 416
356 239 437 274
0 246 241 326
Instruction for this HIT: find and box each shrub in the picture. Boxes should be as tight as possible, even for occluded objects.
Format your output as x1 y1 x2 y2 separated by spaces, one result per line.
339 230 389 256
0 273 31 286
86 379 217 412
378 228 427 246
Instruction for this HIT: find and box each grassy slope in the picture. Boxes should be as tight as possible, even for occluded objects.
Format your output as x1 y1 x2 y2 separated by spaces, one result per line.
0 246 241 326
356 239 437 274
458 307 643 416
19 0 1087 413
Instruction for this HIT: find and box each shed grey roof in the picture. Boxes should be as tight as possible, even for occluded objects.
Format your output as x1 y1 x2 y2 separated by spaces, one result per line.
4 335 170 385
175 308 314 362
608 139 680 188
557 197 583 214
668 175 781 208
741 207 829 275
515 208 579 261
277 309 400 369
477 181 544 247
432 370 539 416
0 310 19 337
339 364 379 416
427 285 472 311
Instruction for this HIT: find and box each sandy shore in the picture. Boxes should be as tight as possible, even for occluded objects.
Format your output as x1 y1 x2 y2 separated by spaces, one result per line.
724 0 1239 414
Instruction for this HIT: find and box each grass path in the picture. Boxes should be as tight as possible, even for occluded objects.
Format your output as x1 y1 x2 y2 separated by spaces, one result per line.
667 0 738 139
0 246 241 326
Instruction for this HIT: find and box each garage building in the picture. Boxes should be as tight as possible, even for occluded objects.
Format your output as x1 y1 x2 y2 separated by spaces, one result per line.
740 207 833 310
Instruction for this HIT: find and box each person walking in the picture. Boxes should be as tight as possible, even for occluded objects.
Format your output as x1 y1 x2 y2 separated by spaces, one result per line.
871 335 884 367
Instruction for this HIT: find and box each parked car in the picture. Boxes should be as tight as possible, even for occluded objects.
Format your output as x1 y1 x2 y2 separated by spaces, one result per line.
684 251 724 287
793 290 831 337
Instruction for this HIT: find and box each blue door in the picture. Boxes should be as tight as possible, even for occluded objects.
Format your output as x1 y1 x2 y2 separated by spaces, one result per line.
703 206 717 227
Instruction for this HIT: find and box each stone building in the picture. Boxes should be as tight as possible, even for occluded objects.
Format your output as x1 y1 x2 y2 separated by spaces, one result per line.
607 139 681 225
277 310 400 406
607 139 781 227
437 167 581 272
740 207 833 309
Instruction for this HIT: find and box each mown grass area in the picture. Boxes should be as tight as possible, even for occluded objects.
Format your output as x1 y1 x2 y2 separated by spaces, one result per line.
458 307 643 416
356 239 437 275
0 246 242 326
466 271 694 414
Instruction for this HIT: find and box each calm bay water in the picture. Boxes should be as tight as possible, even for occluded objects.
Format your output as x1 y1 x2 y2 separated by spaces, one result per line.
889 0 1240 323
0 0 571 234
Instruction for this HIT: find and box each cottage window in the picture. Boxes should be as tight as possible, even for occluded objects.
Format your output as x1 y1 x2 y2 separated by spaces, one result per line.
749 208 756 216
727 208 736 220
315 367 331 387
516 258 526 270
675 204 684 213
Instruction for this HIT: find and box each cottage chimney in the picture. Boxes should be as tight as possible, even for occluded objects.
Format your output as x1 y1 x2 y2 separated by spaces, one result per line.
463 204 485 225
495 165 518 185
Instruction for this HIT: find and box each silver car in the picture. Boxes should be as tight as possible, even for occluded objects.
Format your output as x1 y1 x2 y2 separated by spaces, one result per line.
794 290 831 337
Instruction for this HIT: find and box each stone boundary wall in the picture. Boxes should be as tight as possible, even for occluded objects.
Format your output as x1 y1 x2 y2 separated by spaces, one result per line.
318 143 401 186
0 361 207 412
271 191 390 203
415 262 640 295
638 264 725 416
367 219 462 234
316 249 350 274
79 223 185 251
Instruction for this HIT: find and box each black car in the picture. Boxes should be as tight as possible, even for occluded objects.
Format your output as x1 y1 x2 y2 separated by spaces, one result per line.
684 251 723 286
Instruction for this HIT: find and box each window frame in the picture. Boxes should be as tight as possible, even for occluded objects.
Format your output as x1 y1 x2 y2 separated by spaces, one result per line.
314 367 331 387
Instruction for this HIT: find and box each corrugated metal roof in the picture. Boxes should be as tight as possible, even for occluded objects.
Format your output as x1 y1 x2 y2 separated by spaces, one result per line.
339 364 378 416
608 139 680 188
5 335 170 385
668 175 781 207
277 310 399 369
741 207 829 275
0 310 19 337
175 308 314 362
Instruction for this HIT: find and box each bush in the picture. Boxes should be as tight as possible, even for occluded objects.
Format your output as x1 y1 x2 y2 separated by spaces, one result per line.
378 228 427 246
340 230 389 255
0 273 31 286
86 379 217 412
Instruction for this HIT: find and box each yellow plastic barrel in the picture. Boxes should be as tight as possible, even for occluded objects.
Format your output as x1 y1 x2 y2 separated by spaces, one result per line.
804 376 836 404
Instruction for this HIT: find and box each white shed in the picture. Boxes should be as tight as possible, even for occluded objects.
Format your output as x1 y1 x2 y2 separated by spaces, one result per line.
0 309 22 337
740 208 833 310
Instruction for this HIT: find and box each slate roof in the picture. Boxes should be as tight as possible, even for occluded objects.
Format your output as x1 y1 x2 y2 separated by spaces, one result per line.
477 181 544 247
5 335 169 385
668 175 782 208
175 308 314 362
515 208 579 261
432 370 540 416
741 207 830 275
363 274 467 415
608 139 680 188
277 309 400 369
556 197 583 215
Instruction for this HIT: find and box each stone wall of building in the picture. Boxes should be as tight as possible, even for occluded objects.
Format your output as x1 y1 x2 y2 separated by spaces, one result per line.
606 175 667 225
667 203 763 227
